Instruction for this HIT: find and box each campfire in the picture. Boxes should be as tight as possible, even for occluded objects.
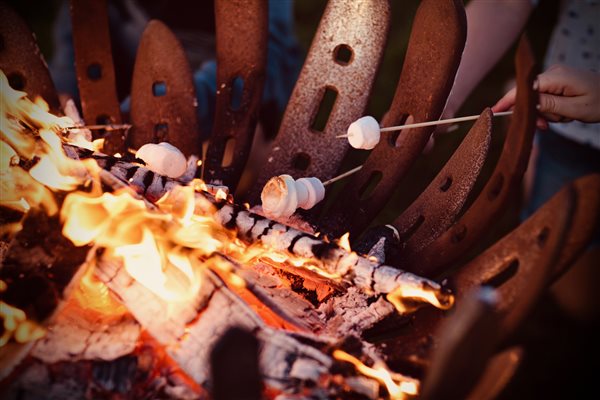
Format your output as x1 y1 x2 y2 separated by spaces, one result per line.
1 1 599 399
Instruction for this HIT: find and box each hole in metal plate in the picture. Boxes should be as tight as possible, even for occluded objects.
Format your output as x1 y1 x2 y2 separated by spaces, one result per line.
152 81 167 96
87 63 102 81
291 152 311 171
311 86 338 133
333 44 353 65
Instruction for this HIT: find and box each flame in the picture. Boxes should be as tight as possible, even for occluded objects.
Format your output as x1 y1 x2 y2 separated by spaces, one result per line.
387 283 454 314
333 350 419 399
337 232 352 252
1 70 453 331
72 263 127 315
215 188 228 201
0 280 46 346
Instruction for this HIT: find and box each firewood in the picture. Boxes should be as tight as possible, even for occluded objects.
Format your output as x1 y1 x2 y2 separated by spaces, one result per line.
67 144 453 322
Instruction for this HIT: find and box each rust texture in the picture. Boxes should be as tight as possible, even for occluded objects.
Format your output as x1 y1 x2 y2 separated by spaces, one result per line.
129 20 201 158
204 0 267 190
381 178 574 369
400 36 538 277
248 0 391 203
392 109 492 256
70 0 124 154
550 173 600 280
0 3 60 113
324 0 467 237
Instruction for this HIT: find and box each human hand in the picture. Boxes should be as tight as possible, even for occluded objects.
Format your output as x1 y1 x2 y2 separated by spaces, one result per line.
492 64 600 130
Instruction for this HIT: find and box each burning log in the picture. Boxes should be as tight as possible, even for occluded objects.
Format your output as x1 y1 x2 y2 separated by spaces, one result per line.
67 144 454 326
194 191 454 315
94 251 418 398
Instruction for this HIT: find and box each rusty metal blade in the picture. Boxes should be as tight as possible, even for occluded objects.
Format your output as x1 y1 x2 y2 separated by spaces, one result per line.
70 0 124 154
204 0 267 191
0 3 59 113
466 346 523 400
247 0 391 203
129 20 201 158
392 109 492 255
323 0 467 237
402 35 538 277
421 287 500 400
451 180 573 341
379 178 574 367
551 173 600 280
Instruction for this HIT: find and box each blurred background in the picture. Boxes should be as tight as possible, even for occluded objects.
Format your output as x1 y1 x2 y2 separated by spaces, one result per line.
5 0 597 398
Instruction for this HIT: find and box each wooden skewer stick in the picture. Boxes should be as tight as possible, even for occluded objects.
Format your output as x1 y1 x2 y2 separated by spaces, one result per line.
64 123 133 131
335 111 513 138
322 165 363 186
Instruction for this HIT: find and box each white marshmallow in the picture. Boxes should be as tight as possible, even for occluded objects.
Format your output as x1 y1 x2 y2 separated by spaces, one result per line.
295 177 325 210
347 116 380 150
261 175 326 218
261 175 298 218
135 142 187 178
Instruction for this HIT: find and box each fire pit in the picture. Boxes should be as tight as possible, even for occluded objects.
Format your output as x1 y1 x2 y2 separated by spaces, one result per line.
1 1 599 399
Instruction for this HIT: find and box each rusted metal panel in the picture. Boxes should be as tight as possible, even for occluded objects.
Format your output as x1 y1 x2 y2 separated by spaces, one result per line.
248 0 391 204
0 3 60 113
129 20 201 159
392 109 492 256
70 0 124 154
550 173 600 280
324 0 467 237
380 178 574 368
401 36 538 277
204 0 267 190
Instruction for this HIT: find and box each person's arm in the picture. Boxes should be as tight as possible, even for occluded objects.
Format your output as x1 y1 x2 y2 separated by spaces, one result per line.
493 64 600 126
443 0 535 119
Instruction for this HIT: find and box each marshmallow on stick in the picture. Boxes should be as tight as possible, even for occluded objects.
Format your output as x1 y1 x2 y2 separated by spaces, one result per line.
347 116 381 150
261 175 325 219
135 142 187 179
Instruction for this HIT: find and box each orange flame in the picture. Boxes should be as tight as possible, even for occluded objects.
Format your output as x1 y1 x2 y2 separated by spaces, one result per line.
0 280 46 346
333 350 419 399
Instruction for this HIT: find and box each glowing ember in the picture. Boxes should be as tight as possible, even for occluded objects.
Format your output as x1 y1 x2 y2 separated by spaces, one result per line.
333 350 419 399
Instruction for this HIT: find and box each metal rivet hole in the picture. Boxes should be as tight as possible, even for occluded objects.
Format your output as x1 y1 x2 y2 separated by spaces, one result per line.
152 81 167 96
439 176 453 192
87 63 102 81
333 44 353 65
7 72 26 90
291 152 311 171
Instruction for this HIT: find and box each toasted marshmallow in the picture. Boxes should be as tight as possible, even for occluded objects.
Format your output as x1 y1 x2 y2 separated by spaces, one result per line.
261 175 327 218
347 116 380 150
295 177 325 210
136 142 187 178
261 175 298 218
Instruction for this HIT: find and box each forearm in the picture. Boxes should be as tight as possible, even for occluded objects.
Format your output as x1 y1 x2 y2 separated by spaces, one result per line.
444 0 534 117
